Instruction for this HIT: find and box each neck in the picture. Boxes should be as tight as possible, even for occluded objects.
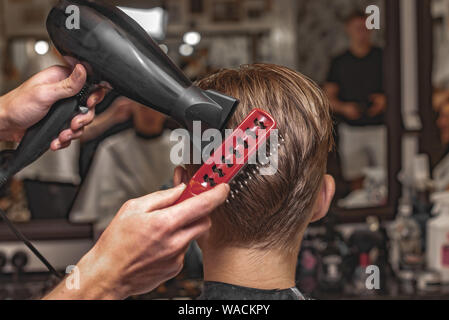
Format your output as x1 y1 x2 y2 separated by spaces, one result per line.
202 245 299 290
350 41 372 58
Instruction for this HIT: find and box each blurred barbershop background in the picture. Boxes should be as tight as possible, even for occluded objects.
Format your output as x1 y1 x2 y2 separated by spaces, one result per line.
0 0 449 300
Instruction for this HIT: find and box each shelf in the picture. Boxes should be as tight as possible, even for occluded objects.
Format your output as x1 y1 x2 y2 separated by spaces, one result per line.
0 220 93 242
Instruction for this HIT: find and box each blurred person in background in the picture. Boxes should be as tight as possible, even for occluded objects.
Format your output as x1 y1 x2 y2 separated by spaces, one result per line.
181 48 214 81
78 92 134 180
70 97 176 236
433 0 449 111
324 11 386 191
434 101 449 191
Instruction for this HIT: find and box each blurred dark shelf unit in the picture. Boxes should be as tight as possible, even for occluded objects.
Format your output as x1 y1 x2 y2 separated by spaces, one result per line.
333 206 395 223
0 220 93 242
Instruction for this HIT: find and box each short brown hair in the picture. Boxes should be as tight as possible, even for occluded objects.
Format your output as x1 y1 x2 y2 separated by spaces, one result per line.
193 64 333 251
344 10 367 24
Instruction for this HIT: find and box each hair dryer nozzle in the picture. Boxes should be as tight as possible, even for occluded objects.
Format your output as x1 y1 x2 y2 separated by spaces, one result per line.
173 87 239 133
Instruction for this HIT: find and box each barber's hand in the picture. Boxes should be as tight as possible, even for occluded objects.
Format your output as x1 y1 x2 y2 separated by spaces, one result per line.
340 102 361 120
368 94 387 117
107 97 135 125
50 183 230 300
0 64 106 149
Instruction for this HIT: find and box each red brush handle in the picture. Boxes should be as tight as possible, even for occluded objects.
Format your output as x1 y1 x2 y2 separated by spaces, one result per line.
175 108 277 204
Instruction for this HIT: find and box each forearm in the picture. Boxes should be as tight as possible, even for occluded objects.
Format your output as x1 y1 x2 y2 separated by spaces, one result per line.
0 94 9 132
328 97 348 114
80 113 116 143
0 92 20 141
324 83 347 115
43 250 126 300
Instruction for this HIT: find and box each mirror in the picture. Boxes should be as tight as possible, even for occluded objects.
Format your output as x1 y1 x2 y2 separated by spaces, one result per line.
328 10 387 211
295 1 389 212
421 0 449 191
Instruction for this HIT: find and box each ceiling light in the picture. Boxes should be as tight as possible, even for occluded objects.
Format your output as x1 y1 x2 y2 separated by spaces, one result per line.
179 44 194 57
34 41 49 55
183 31 201 46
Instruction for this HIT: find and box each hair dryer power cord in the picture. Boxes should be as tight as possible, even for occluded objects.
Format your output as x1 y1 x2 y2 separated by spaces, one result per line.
0 208 63 279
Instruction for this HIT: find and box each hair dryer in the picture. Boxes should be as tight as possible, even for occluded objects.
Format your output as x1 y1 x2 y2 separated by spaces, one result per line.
0 0 238 187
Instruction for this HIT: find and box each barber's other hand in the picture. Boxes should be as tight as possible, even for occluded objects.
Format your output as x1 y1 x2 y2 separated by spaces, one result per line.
106 97 135 125
68 183 230 300
340 102 361 120
0 64 106 149
368 94 387 117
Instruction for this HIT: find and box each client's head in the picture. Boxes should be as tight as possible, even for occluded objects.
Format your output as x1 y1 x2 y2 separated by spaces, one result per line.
181 63 335 255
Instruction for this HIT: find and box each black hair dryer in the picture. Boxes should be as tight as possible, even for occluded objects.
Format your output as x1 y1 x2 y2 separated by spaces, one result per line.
47 0 238 131
0 0 238 187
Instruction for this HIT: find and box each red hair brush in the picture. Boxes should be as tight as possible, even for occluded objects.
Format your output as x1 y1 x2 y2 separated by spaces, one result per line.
175 109 278 204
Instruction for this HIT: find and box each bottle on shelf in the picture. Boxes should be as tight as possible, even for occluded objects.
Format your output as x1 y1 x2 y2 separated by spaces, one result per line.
427 192 449 283
388 199 424 273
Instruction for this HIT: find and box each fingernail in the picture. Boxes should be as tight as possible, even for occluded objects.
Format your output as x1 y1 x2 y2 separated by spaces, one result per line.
177 183 187 191
54 141 61 149
77 120 84 128
221 184 230 192
66 134 72 140
73 65 81 81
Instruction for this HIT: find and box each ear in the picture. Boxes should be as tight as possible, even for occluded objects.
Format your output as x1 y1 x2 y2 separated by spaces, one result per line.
310 175 335 223
173 166 189 187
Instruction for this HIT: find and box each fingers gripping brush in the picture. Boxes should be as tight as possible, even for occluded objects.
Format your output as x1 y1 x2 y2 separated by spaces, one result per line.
175 109 278 205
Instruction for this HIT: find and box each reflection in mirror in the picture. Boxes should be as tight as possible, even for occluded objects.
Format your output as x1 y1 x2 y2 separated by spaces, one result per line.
431 0 449 192
296 1 388 210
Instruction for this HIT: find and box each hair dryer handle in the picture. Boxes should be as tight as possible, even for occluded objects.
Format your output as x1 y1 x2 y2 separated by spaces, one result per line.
24 97 83 146
0 92 89 185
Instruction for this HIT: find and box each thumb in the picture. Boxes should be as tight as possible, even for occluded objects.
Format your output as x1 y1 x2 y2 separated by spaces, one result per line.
132 184 188 212
47 64 86 101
